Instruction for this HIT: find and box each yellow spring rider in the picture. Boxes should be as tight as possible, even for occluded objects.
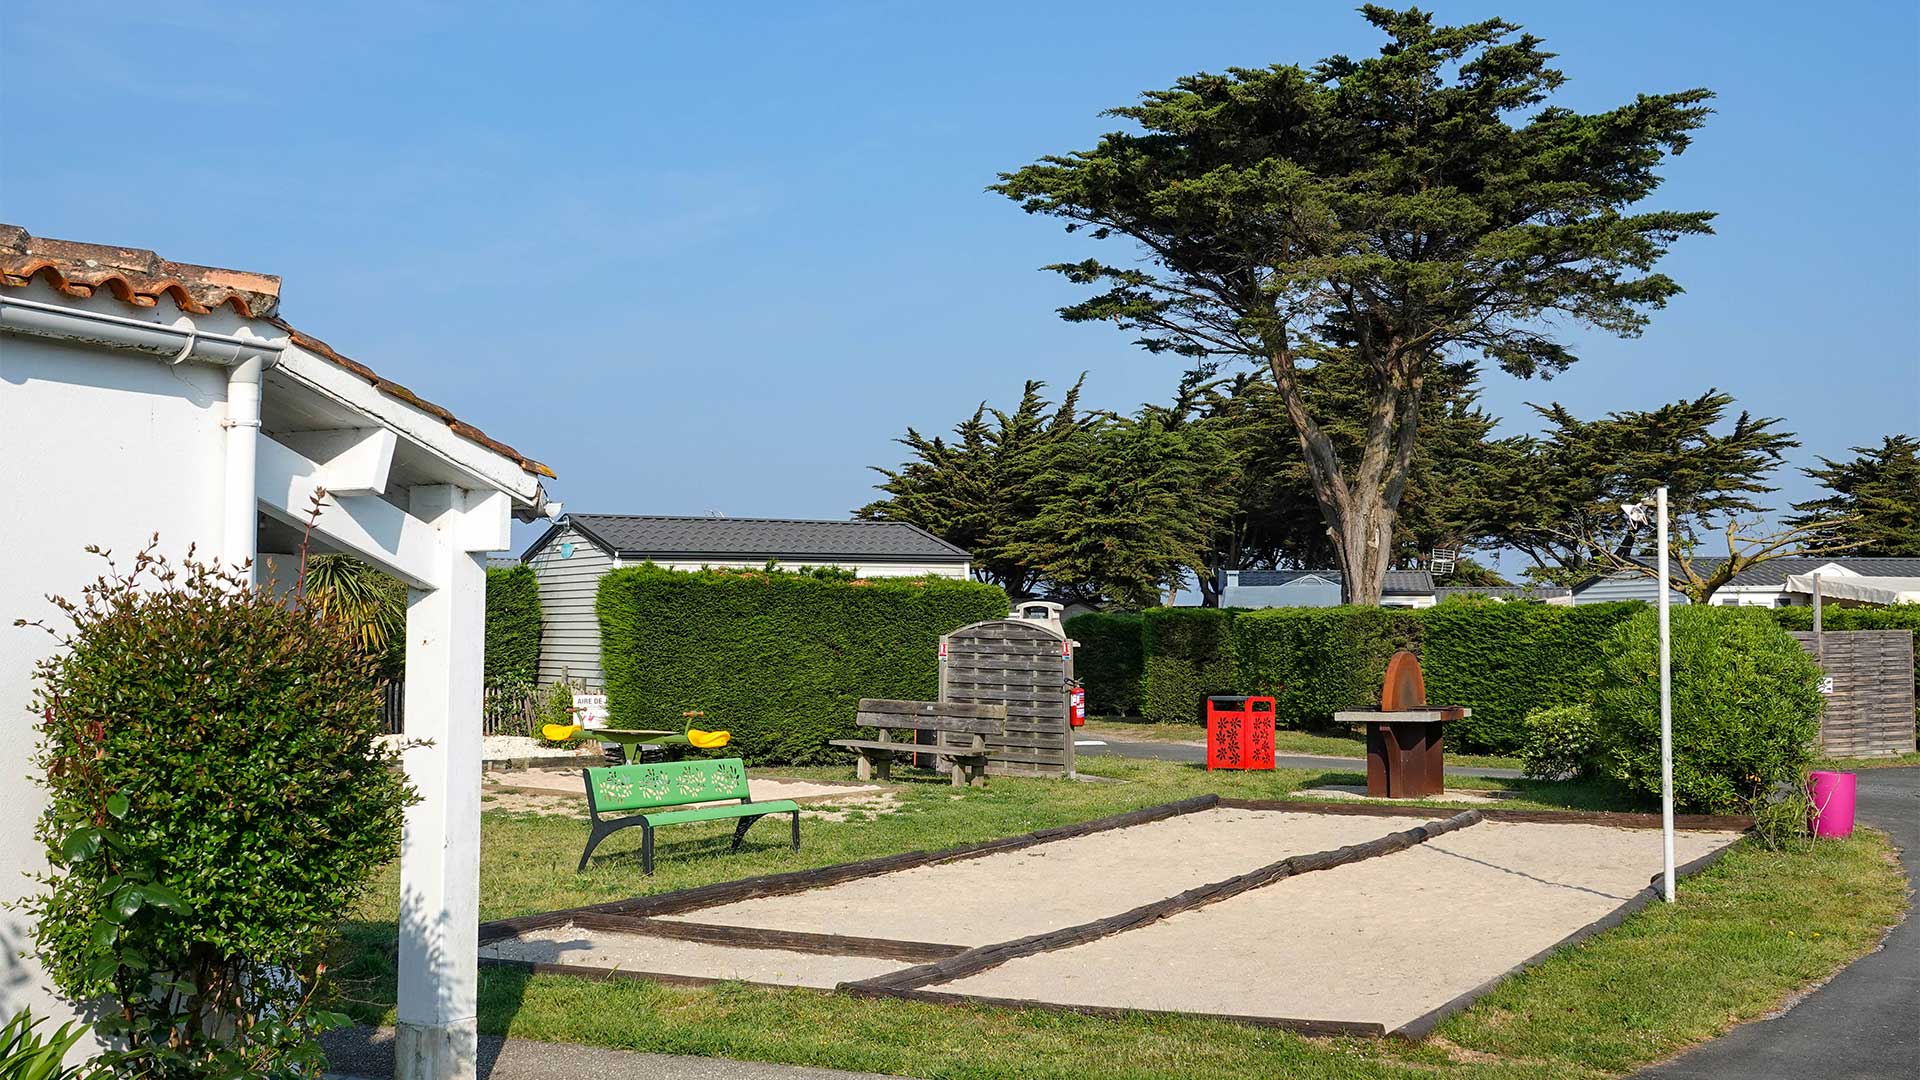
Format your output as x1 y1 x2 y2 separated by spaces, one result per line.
543 709 730 760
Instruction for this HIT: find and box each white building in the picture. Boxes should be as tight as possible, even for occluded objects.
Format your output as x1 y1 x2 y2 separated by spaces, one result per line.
523 514 971 686
1 225 554 1079
1217 569 1440 608
1573 557 1920 607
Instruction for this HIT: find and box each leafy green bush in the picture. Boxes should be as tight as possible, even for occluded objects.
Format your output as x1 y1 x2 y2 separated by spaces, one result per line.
1519 703 1599 781
1063 612 1144 715
1592 606 1823 814
20 543 413 1077
1140 607 1239 723
596 565 1008 764
484 564 543 686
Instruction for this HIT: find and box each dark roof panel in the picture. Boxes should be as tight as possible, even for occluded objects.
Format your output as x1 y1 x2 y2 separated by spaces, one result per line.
559 514 970 561
1235 569 1435 595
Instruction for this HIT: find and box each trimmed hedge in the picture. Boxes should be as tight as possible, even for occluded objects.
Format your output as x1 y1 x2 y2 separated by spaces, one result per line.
1128 599 1643 751
1232 606 1420 731
1418 600 1644 751
1141 608 1238 724
596 565 1009 764
1064 612 1144 715
484 565 543 686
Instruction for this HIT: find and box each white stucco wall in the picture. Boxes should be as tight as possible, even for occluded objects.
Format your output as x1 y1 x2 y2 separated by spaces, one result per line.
0 328 230 1024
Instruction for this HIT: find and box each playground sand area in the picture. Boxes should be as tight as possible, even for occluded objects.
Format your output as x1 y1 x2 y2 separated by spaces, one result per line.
478 798 1745 1037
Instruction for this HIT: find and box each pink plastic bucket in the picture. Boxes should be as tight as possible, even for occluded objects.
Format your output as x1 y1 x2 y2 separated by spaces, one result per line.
1807 771 1857 839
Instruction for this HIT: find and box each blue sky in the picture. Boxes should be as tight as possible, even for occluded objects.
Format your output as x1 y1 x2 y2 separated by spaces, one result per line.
4 2 1915 562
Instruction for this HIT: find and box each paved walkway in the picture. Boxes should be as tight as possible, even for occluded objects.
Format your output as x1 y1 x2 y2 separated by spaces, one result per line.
321 1027 898 1080
1632 765 1918 1080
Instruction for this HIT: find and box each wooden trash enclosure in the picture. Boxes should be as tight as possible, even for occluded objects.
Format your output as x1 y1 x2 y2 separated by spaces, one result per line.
940 619 1075 777
1791 630 1917 758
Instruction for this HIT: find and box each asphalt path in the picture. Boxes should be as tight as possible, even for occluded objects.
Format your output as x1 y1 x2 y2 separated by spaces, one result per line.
1631 766 1918 1080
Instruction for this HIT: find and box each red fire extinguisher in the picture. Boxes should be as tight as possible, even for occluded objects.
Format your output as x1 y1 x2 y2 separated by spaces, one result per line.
1069 684 1086 727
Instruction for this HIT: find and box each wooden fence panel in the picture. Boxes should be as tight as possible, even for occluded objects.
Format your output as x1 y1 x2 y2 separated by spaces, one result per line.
376 681 542 738
1792 630 1917 758
940 620 1074 777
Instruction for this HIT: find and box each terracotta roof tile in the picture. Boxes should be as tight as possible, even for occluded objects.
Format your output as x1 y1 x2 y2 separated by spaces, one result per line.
0 223 280 318
1 224 553 481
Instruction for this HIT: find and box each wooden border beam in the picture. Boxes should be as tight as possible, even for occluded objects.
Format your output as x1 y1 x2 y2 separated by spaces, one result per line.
570 914 967 963
1214 798 1753 832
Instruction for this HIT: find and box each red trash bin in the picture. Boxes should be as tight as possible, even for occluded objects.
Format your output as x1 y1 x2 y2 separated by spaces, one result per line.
1207 695 1277 770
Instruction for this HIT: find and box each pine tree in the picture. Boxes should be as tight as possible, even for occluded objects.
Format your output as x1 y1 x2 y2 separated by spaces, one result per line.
1789 435 1920 556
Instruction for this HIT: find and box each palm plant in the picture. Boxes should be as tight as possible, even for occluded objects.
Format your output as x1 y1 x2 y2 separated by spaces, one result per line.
300 553 407 673
0 1010 108 1079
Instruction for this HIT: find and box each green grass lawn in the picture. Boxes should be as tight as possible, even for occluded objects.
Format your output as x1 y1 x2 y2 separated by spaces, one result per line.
334 756 1905 1080
1081 718 1526 770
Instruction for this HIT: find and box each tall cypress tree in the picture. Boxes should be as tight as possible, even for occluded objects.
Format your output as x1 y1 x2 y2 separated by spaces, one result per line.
994 7 1714 603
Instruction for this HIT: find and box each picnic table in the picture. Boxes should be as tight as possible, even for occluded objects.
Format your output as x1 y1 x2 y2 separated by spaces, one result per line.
830 698 1008 787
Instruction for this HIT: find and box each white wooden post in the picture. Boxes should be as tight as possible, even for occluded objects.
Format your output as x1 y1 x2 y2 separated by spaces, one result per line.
1656 485 1675 903
395 484 487 1080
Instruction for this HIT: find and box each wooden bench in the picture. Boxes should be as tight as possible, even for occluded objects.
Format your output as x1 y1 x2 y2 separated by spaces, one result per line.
829 698 1007 787
577 757 798 874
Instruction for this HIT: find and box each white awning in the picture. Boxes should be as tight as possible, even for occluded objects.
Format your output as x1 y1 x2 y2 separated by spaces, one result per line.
1784 574 1920 606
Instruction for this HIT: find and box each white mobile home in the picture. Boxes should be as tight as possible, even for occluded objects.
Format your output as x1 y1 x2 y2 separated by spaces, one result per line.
523 514 972 686
1573 557 1920 606
1218 569 1439 608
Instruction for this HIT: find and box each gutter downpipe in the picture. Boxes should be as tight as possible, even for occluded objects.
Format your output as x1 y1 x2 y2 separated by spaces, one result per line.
223 357 266 579
0 294 287 577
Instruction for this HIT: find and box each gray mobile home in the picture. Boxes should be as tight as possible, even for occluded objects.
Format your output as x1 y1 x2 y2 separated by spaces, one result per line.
521 514 972 687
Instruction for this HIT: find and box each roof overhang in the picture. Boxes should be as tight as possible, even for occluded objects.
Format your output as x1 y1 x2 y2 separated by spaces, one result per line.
3 225 554 514
1784 574 1920 606
4 250 554 519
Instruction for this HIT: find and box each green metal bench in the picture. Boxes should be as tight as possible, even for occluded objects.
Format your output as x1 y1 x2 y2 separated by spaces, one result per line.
577 757 799 874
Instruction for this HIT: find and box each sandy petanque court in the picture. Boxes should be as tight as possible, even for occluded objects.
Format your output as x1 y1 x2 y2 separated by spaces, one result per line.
478 798 1745 1037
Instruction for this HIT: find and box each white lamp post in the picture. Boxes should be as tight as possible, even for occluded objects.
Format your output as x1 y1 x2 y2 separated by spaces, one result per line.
1623 487 1676 902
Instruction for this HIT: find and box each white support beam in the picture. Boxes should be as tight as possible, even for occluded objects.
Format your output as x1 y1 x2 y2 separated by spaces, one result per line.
255 436 442 589
394 484 485 1080
456 490 512 553
275 427 398 496
275 342 542 504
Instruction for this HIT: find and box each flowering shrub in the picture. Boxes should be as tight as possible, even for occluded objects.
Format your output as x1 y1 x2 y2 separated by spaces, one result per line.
17 540 414 1078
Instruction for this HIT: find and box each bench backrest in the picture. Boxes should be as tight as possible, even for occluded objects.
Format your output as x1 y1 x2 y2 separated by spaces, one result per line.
585 758 749 813
856 698 1007 735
